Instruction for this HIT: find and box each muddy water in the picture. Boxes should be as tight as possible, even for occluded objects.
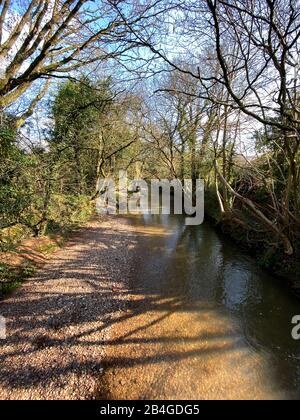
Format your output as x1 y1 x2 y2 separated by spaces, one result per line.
100 213 300 400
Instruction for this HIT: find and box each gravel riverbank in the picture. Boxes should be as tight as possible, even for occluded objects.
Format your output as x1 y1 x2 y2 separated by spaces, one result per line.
0 217 137 400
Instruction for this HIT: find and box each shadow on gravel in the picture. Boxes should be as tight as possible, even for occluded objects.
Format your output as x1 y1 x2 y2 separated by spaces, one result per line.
0 216 299 400
0 218 242 399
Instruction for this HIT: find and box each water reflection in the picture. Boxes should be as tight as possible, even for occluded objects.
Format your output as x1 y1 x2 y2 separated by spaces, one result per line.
128 212 300 397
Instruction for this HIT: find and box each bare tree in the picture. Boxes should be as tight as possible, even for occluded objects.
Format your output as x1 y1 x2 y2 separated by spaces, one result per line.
128 0 300 254
0 0 166 111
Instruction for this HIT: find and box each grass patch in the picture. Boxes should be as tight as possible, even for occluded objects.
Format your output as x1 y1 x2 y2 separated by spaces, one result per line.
35 242 60 255
0 225 32 252
0 280 22 296
0 263 35 299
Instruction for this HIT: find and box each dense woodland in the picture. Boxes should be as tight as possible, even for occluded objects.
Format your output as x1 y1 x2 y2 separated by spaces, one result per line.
0 0 300 282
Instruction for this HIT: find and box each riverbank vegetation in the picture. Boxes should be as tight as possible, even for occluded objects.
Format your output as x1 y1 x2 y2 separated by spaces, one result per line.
1 0 299 289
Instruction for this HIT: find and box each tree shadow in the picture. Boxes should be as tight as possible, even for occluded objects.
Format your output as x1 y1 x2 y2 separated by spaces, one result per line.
0 216 290 400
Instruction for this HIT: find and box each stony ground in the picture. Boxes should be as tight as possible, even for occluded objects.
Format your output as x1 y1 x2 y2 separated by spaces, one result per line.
0 217 137 400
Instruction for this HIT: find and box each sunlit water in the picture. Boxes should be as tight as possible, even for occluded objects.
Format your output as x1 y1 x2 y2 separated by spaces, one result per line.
123 212 300 399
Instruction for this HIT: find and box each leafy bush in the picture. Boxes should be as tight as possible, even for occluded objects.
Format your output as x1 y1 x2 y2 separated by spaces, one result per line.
0 263 35 299
46 194 94 234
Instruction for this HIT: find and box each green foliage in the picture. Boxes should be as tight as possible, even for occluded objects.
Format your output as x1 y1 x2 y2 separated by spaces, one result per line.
1 76 138 251
0 114 17 157
0 281 22 298
0 100 95 245
53 78 112 138
0 263 34 299
0 115 31 232
46 195 93 234
51 78 114 195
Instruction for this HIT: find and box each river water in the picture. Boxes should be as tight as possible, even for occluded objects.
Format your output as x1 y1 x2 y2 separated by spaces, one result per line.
114 211 300 400
98 207 300 400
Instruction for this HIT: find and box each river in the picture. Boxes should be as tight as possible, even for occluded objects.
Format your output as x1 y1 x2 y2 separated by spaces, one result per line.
100 212 300 400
